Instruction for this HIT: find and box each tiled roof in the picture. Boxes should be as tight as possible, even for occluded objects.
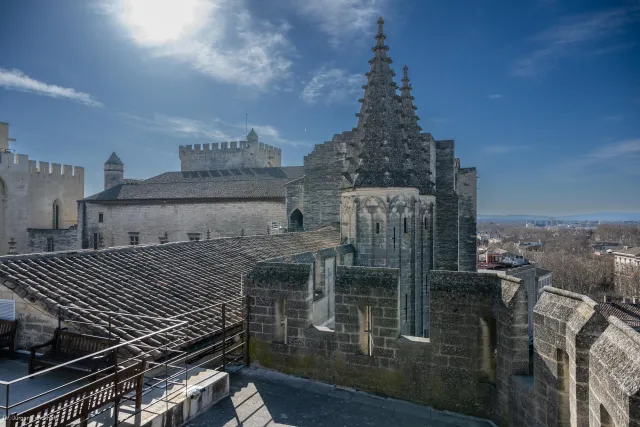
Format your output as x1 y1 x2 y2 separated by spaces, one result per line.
599 303 640 330
0 228 340 353
84 166 304 202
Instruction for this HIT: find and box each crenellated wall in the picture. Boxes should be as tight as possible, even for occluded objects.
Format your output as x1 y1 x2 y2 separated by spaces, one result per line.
179 140 282 171
246 259 527 423
0 152 83 254
246 252 640 426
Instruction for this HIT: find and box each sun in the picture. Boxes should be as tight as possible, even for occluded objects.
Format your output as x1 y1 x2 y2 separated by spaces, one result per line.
120 0 204 45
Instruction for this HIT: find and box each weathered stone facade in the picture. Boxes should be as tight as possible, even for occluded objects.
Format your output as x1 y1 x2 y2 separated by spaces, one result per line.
246 250 640 426
80 199 286 247
340 188 435 336
179 129 281 171
0 122 84 255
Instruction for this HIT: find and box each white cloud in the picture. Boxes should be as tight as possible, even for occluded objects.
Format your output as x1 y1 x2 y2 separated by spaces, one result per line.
301 67 365 104
512 6 640 77
121 113 311 147
585 138 640 161
0 68 102 107
102 0 295 90
294 0 386 47
559 138 640 179
488 94 502 100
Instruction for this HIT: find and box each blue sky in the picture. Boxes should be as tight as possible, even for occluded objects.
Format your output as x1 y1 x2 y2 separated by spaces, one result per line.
1 0 639 216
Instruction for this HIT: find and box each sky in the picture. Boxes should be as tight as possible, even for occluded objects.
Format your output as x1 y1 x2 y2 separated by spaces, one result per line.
0 0 639 216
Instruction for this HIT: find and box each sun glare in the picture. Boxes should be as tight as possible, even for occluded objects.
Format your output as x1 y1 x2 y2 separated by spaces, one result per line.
121 0 203 45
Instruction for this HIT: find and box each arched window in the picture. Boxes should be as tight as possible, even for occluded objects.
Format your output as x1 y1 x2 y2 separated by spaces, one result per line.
52 200 60 229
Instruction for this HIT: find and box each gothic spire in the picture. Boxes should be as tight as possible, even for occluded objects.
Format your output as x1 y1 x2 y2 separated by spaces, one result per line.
398 66 433 193
347 17 420 190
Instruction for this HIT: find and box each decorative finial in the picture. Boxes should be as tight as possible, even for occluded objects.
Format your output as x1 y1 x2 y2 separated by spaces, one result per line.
403 65 408 80
377 17 384 35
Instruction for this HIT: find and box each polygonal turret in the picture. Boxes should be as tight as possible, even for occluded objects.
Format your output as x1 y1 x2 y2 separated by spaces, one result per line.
104 152 124 190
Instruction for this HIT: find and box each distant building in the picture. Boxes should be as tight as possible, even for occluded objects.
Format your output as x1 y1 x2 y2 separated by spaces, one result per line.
613 247 640 297
0 122 84 255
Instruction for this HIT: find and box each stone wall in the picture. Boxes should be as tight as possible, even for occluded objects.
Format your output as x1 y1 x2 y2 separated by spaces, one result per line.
302 132 351 231
456 166 477 272
80 199 285 248
588 316 640 427
179 140 282 171
0 282 59 350
285 178 304 230
0 151 83 254
27 227 78 253
246 261 527 423
434 193 459 271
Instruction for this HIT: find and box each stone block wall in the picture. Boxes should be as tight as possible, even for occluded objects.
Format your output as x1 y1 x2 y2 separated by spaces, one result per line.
532 287 609 427
0 282 60 349
588 316 640 427
247 260 529 422
434 193 459 271
302 131 351 231
456 166 477 272
80 199 286 248
27 228 78 253
435 140 455 193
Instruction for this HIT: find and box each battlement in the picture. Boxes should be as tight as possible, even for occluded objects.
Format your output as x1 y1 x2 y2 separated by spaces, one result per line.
0 152 83 181
179 140 282 155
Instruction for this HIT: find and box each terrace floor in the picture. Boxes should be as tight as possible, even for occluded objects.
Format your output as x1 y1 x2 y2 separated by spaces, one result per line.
187 366 495 427
0 357 86 416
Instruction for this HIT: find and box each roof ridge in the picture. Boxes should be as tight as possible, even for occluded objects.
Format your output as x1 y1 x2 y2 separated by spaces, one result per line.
0 228 337 264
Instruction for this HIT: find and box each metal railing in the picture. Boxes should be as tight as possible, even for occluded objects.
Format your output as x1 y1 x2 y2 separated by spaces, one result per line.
0 295 250 427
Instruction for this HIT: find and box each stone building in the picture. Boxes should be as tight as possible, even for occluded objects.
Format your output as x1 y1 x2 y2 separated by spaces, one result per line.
78 146 302 249
613 246 640 297
0 122 84 255
179 128 281 171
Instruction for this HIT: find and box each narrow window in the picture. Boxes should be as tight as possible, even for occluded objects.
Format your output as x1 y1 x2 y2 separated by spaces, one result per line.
93 233 98 250
358 305 373 355
52 200 60 229
557 349 570 427
98 212 104 223
188 233 201 241
404 217 407 233
405 294 408 321
98 232 103 248
46 237 55 252
479 317 497 383
128 232 139 245
424 217 427 230
274 299 287 343
376 223 380 234
393 227 396 249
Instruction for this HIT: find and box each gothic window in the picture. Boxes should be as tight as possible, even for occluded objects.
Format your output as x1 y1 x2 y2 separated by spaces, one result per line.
404 217 407 233
46 237 54 252
128 232 139 245
52 200 60 229
376 223 380 234
98 212 104 223
188 233 201 241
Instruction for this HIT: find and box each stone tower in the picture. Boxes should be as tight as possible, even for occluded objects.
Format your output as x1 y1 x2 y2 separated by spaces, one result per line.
340 18 435 337
104 152 124 190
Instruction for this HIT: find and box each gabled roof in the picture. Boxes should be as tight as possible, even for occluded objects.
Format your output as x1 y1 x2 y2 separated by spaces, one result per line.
0 228 341 349
84 166 305 202
105 152 123 165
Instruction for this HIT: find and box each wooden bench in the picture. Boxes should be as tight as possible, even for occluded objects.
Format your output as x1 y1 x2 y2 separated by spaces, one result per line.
28 329 120 375
0 319 18 353
8 360 145 427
